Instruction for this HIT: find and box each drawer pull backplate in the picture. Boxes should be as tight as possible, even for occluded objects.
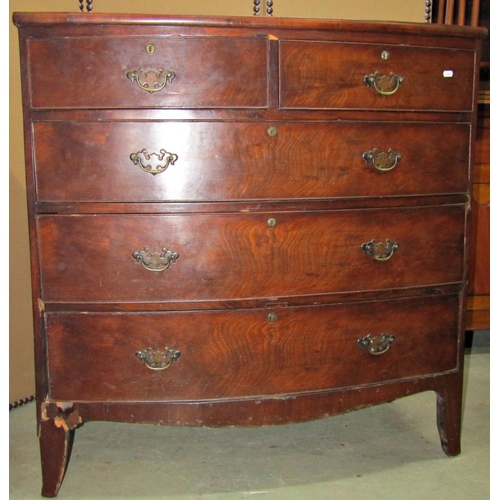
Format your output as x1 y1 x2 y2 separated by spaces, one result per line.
358 334 395 355
136 347 181 370
364 71 404 96
126 67 176 93
363 148 402 172
361 239 399 261
132 247 179 272
130 149 178 175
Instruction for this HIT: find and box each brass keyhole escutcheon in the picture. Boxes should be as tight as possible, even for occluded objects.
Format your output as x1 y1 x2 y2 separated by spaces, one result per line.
267 126 278 137
267 218 277 227
267 312 278 322
381 50 390 60
146 44 156 54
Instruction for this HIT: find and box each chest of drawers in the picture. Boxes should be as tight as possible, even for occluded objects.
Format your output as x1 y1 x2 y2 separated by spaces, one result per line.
13 12 486 497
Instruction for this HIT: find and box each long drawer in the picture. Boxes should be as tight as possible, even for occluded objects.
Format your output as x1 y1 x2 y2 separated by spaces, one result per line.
37 206 465 303
45 294 460 401
280 41 475 111
33 121 470 202
27 36 269 109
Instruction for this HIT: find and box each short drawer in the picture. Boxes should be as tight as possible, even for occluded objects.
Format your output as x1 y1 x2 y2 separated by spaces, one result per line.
280 41 475 111
37 205 465 303
33 121 470 202
27 36 269 109
45 294 460 401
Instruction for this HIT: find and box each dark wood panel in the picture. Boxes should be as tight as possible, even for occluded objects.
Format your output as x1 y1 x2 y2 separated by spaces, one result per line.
474 125 490 166
468 199 489 295
280 41 475 111
40 284 464 313
27 36 269 109
37 206 465 303
46 294 460 401
33 121 470 202
66 372 463 429
466 101 489 330
466 306 489 331
35 195 471 216
13 12 487 46
29 107 477 124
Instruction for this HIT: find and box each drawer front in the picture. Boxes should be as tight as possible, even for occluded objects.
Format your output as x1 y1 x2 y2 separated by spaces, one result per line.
34 121 470 202
38 206 464 303
27 36 269 109
280 41 475 111
46 294 460 401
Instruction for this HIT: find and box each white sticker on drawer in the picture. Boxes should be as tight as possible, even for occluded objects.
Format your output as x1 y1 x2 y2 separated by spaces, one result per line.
443 70 454 77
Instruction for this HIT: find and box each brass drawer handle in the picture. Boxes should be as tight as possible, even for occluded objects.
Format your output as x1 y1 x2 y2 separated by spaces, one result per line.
126 67 176 93
364 71 404 96
130 149 178 175
132 247 179 272
136 347 181 370
363 148 402 172
358 334 395 355
361 239 399 261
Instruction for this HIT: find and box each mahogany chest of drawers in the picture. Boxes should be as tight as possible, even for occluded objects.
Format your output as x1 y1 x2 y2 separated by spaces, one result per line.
13 12 486 497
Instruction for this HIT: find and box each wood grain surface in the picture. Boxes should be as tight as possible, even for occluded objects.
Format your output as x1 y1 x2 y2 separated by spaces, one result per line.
37 206 465 303
46 294 460 401
33 121 470 202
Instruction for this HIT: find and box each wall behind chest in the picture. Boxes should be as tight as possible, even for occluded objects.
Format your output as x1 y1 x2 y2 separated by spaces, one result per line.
8 0 427 403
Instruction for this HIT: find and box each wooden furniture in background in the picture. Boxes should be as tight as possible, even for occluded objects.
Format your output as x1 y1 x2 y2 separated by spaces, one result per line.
433 0 481 25
14 12 486 497
432 0 490 331
467 96 490 329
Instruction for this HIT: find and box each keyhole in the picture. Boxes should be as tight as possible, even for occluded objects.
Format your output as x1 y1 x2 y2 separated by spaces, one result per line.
267 312 278 322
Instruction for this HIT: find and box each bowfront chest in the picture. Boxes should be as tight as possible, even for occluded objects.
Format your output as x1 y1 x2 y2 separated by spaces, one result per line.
13 12 486 497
